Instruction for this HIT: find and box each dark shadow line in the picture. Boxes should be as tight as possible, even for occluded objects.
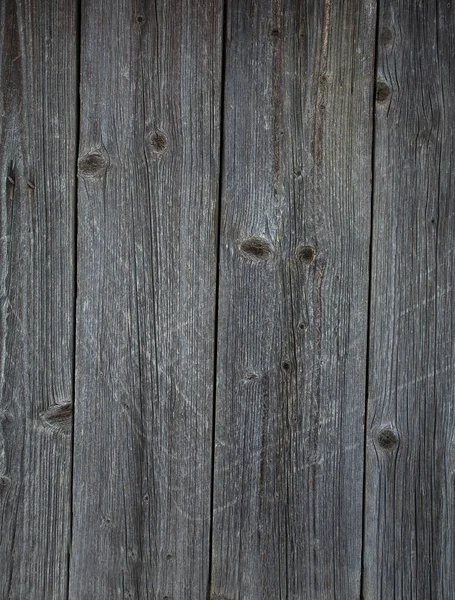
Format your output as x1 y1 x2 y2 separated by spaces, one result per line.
360 1 381 598
207 1 228 598
66 0 82 597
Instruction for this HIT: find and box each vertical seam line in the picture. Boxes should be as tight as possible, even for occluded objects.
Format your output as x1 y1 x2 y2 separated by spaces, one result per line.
66 0 82 597
207 1 228 598
360 1 381 598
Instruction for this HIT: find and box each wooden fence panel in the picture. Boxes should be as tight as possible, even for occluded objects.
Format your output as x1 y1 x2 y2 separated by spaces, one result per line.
70 1 222 598
210 1 376 598
364 1 455 598
0 1 77 598
2 2 453 597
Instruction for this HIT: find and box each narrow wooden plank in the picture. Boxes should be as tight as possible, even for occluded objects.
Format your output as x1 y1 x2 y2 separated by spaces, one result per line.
0 1 77 598
364 2 455 598
70 1 222 598
211 1 376 598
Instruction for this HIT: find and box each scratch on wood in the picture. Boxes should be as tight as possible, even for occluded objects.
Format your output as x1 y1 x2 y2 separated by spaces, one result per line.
314 0 332 167
272 0 283 203
320 0 332 74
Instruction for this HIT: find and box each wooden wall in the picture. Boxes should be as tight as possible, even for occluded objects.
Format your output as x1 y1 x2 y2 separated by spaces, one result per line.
0 1 453 598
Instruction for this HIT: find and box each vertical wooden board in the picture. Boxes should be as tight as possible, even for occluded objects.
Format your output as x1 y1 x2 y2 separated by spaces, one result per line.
364 2 455 598
70 1 222 598
211 1 376 598
0 1 77 598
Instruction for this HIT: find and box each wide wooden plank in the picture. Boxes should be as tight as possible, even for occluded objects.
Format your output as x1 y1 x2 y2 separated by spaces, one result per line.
211 1 376 598
364 2 455 598
70 1 222 598
0 1 77 598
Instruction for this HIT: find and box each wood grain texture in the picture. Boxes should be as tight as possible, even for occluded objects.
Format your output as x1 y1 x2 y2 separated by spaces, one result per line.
70 1 222 598
364 2 455 598
0 0 77 598
211 1 376 598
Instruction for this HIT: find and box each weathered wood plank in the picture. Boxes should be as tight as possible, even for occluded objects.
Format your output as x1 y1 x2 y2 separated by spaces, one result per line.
364 2 455 598
70 1 222 598
0 1 77 598
211 1 376 598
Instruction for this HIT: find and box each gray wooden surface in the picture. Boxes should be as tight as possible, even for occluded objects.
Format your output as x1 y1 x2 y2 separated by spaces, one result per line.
0 1 77 598
210 1 376 598
69 0 222 598
363 1 455 598
1 0 454 598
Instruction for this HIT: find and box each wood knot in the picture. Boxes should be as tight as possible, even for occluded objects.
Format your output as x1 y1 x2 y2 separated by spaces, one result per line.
40 402 73 435
238 237 272 261
377 428 398 450
78 152 108 178
380 27 394 47
296 244 316 264
243 371 259 383
281 360 292 372
0 410 13 424
376 82 390 103
0 475 12 497
149 131 168 154
136 14 146 24
127 547 138 560
297 321 307 332
101 515 112 527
